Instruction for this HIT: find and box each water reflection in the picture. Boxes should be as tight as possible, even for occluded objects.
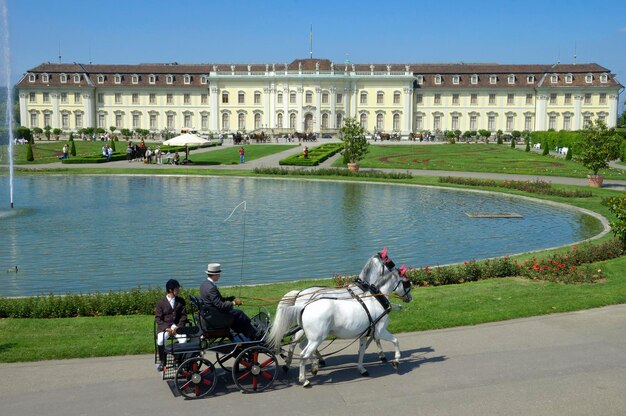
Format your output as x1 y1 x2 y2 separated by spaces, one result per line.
0 176 599 296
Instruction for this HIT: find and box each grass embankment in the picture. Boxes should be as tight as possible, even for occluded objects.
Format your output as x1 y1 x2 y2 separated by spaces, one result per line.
332 144 626 179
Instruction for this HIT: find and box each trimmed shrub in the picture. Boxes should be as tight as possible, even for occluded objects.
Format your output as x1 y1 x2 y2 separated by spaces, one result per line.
279 143 343 166
439 176 592 198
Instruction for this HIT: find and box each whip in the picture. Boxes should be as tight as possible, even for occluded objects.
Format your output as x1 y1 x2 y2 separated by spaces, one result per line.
224 201 247 298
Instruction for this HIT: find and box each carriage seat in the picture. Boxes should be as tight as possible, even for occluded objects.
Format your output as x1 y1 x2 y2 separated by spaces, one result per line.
188 295 234 338
164 337 202 355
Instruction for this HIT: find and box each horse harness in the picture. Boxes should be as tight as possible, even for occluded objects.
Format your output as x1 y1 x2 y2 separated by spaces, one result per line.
346 278 392 337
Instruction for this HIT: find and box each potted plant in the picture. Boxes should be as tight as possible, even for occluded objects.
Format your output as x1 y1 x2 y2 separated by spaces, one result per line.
339 117 369 172
578 120 622 187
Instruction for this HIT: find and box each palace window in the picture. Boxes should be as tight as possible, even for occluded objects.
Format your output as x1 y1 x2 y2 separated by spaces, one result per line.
60 93 67 103
550 93 557 105
360 92 367 104
525 115 533 131
584 93 591 104
585 74 593 83
506 115 514 131
43 113 51 127
184 114 191 128
114 74 122 84
376 113 384 130
222 113 230 130
434 94 441 105
416 75 424 85
336 93 343 104
149 93 156 105
416 94 423 104
222 92 229 104
360 113 367 128
471 74 478 84
166 75 173 84
150 114 158 130
61 113 69 129
277 92 283 104
600 74 608 83
75 113 83 128
565 74 572 84
583 114 591 127
97 93 104 104
74 74 81 83
526 94 533 105
60 73 67 83
167 114 174 129
393 91 400 104
322 92 329 104
377 91 384 104
527 75 535 84
167 94 173 104
115 114 123 128
550 74 558 83
393 114 400 131
132 93 139 105
115 93 122 104
184 75 191 85
548 115 557 130
184 94 190 104
599 93 606 104
133 114 140 129
452 94 459 105
488 94 496 105
451 115 459 130
488 115 495 131
507 94 514 105
41 73 49 82
200 76 207 85
238 92 245 104
416 114 423 130
433 114 441 130
563 114 571 130
322 113 329 128
30 112 38 127
149 75 156 84
254 113 261 129
238 113 246 130
43 92 51 103
564 93 572 105
97 75 105 84
470 94 477 105
276 113 283 128
29 92 36 103
434 75 442 85
336 113 343 127
132 75 139 84
489 75 497 84
201 94 208 104
28 73 36 82
201 114 208 130
452 75 460 85
98 114 106 128
305 91 313 104
290 92 296 104
507 74 515 84
289 113 296 129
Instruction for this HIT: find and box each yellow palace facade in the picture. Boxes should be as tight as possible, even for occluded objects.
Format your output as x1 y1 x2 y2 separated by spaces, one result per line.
17 58 622 137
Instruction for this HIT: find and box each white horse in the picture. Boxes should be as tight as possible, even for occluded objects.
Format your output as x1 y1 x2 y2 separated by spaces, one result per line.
268 254 412 387
279 251 397 371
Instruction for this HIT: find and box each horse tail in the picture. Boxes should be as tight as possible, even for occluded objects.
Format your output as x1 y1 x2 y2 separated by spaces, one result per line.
268 302 304 350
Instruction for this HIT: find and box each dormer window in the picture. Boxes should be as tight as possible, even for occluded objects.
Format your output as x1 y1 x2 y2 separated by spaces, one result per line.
585 73 593 83
452 75 460 85
416 75 424 85
41 73 49 83
28 73 36 82
200 76 207 85
434 75 442 85
132 74 139 84
507 74 515 84
166 75 173 84
489 75 497 84
149 74 156 84
60 73 67 83
470 74 478 84
184 75 191 84
550 74 558 83
74 74 81 83
600 73 608 83
527 75 535 84
114 74 122 84
97 75 105 84
565 73 573 84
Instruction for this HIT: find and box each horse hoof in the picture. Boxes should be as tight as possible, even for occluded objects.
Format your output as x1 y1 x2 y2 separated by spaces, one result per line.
282 365 290 373
360 370 370 377
380 356 387 363
391 361 399 370
303 380 312 388
318 359 326 367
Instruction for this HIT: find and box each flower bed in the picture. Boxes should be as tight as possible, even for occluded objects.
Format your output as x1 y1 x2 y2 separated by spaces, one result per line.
439 176 592 198
279 143 343 166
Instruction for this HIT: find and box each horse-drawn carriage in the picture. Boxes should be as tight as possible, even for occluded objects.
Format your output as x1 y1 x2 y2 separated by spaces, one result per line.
155 249 412 397
294 131 317 142
374 132 401 141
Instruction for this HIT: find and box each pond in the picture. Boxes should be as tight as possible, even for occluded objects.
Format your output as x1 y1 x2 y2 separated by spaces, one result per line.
0 175 602 296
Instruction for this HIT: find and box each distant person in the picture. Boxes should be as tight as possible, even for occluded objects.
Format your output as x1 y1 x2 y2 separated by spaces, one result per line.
155 279 188 372
126 143 133 162
239 147 245 164
173 151 180 165
107 145 113 161
303 146 309 159
62 144 69 159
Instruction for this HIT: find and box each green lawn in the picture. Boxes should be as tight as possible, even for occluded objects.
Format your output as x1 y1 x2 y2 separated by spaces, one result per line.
332 143 626 179
1 140 135 164
189 144 297 165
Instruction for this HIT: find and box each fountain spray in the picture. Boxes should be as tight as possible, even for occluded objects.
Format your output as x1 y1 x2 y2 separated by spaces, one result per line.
1 1 14 208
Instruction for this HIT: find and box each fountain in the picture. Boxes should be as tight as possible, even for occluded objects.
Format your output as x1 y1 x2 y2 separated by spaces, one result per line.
1 0 14 208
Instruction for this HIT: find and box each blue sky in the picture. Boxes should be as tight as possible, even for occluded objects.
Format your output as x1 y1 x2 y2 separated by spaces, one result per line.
2 0 625 105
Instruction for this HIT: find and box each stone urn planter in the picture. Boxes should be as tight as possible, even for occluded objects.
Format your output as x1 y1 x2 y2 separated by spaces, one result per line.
347 163 360 172
587 174 605 188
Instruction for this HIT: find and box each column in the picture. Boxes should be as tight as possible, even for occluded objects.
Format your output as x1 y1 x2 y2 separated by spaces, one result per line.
330 86 337 128
315 86 322 132
535 94 548 131
283 86 289 123
350 81 357 118
402 85 413 136
296 85 303 130
209 85 219 131
51 93 60 128
608 93 619 127
573 94 582 131
264 84 271 129
19 93 28 127
82 92 94 128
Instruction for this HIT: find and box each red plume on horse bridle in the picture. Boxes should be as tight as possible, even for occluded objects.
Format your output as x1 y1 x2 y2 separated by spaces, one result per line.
379 247 388 260
399 264 408 278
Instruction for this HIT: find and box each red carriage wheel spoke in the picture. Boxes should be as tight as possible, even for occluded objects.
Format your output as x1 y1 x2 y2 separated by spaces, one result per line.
260 371 273 380
252 374 258 390
260 357 274 368
237 370 252 381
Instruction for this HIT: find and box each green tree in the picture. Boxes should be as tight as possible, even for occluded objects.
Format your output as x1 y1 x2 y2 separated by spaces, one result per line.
70 139 76 156
565 147 572 160
32 127 43 141
340 117 369 164
478 129 490 142
53 128 62 140
542 142 550 155
525 141 530 152
602 195 626 250
15 126 32 142
44 125 52 140
578 120 622 175
26 142 34 161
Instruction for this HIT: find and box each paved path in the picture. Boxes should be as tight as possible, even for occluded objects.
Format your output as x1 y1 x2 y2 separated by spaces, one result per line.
22 139 626 190
1 304 624 416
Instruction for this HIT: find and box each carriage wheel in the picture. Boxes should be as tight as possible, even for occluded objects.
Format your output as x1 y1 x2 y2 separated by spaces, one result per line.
232 346 278 393
175 357 217 399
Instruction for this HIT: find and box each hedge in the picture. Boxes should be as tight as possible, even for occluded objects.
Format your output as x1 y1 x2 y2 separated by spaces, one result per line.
279 143 343 166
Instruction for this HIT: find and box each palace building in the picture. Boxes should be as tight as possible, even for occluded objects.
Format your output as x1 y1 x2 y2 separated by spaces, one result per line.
17 58 622 137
